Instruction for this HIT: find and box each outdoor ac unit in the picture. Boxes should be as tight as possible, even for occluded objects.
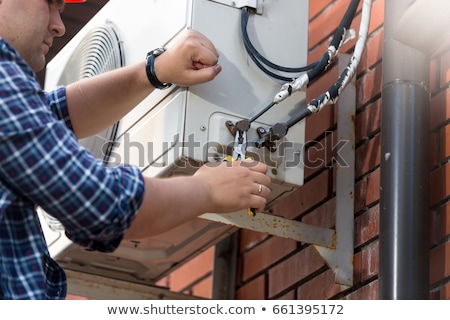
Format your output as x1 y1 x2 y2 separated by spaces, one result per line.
42 0 309 288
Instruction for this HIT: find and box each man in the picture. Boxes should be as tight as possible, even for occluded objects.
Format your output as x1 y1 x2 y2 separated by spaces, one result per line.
0 0 271 299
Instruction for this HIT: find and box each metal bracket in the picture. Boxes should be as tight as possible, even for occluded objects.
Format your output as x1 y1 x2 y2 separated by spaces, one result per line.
209 0 264 14
313 54 355 286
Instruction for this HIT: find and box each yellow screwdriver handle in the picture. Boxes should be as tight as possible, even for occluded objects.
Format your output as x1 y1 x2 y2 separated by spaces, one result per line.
223 155 256 216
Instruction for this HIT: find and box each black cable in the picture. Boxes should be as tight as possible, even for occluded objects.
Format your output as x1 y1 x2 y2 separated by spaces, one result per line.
241 7 318 81
306 0 360 84
249 101 276 123
250 0 362 149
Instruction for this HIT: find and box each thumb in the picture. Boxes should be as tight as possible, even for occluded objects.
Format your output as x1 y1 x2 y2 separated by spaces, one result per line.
189 63 222 84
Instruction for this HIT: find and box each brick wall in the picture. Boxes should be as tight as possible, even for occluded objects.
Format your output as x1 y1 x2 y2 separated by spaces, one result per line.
162 0 450 300
429 19 450 299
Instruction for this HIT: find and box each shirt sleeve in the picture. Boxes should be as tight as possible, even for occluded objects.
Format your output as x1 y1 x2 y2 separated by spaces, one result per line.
45 86 74 132
0 59 145 253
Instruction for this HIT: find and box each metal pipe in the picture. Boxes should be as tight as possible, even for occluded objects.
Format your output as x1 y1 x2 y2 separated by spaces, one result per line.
379 0 430 299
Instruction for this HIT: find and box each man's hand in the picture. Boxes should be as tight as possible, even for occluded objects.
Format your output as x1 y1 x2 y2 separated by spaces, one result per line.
193 160 271 214
154 29 222 87
124 160 271 240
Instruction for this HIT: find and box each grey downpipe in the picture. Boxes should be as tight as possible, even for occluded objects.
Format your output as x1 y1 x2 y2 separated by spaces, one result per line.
379 0 430 299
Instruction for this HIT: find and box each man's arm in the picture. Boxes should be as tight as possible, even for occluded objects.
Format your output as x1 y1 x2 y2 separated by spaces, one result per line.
65 29 222 139
123 160 271 240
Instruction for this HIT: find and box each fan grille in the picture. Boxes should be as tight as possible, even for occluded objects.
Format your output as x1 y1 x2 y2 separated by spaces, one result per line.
60 22 124 84
62 22 124 162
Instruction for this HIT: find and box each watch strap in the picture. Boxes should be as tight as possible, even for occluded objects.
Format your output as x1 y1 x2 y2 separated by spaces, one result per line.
145 49 171 89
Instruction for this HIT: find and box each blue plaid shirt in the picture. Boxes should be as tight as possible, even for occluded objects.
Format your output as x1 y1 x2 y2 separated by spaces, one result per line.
0 39 145 299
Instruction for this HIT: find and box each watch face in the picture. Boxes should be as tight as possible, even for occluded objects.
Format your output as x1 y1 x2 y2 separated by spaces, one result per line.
153 48 166 56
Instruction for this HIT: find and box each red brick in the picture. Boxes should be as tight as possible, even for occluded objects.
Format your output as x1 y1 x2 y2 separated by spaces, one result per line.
304 136 327 179
430 88 450 130
239 229 269 253
430 163 450 207
354 179 367 213
242 236 297 281
430 167 444 207
365 168 380 206
439 203 450 241
356 44 368 77
366 30 383 70
430 132 439 169
439 123 450 162
155 276 169 288
309 0 334 20
355 110 367 144
355 134 381 179
308 0 352 50
343 280 379 299
360 241 379 282
275 290 296 300
305 106 335 143
439 282 450 300
304 132 338 179
368 0 384 35
268 246 326 297
430 241 450 284
297 269 345 299
236 275 265 300
354 204 379 248
191 275 212 299
357 64 382 108
302 197 336 229
430 209 437 246
272 170 332 220
170 247 214 292
353 250 363 284
365 99 381 137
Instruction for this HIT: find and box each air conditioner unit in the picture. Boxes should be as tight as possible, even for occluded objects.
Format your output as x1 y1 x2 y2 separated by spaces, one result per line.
42 0 309 290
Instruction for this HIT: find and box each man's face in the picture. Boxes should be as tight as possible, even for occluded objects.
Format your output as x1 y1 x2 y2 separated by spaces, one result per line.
0 0 66 71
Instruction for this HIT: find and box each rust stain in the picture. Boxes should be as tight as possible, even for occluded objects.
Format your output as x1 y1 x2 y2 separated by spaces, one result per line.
331 231 337 249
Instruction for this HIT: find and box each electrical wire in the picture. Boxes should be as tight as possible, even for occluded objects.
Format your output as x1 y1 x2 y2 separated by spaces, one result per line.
241 7 318 82
245 0 360 125
302 0 372 118
274 0 362 104
254 0 373 149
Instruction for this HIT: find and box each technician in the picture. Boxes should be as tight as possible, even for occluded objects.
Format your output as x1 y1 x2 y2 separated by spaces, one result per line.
0 0 271 299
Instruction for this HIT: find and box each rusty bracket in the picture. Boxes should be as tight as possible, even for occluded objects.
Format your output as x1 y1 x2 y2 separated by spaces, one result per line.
313 54 355 286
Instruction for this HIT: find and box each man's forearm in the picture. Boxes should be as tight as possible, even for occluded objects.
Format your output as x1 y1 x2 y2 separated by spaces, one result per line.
66 62 153 139
123 175 209 240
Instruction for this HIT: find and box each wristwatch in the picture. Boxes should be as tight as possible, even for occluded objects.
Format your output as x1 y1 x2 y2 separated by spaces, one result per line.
145 48 172 89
